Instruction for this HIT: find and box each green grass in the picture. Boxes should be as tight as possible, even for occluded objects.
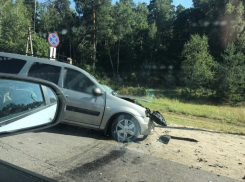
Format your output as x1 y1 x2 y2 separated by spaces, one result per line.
140 98 245 134
110 83 245 134
163 114 245 135
141 98 245 126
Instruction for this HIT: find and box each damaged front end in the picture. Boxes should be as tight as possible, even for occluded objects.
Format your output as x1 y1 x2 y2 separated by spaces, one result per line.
118 96 167 127
145 108 167 127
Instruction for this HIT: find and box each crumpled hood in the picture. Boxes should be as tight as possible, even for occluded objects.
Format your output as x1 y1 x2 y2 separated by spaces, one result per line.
116 94 151 103
106 93 146 117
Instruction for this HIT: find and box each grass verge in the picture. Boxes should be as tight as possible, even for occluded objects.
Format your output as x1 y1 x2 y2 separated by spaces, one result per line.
139 98 245 135
110 83 245 135
163 112 245 135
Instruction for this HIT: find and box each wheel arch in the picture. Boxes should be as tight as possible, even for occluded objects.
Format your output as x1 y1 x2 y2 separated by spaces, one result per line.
104 112 141 136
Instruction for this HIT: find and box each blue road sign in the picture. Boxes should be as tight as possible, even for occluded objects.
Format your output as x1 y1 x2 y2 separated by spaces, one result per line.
48 33 59 47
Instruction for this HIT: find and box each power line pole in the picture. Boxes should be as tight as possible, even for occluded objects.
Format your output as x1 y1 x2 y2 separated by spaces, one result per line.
34 0 36 33
26 26 33 56
92 0 96 71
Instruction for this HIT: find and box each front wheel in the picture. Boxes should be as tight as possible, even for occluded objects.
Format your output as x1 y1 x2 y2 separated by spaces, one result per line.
111 114 140 143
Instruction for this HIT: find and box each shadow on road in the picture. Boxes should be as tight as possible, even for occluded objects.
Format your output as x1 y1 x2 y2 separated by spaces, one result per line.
35 123 111 141
157 125 221 134
157 126 245 136
35 123 148 142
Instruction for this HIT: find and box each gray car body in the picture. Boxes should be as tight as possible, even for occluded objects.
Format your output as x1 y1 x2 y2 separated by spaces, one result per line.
0 52 153 135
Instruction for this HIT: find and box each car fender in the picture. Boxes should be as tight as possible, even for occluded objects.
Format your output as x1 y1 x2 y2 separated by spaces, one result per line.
99 105 144 131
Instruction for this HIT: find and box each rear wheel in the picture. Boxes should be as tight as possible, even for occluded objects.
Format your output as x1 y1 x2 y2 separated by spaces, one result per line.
111 114 140 143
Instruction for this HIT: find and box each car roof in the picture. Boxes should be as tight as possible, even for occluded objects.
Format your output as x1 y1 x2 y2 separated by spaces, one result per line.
0 52 83 72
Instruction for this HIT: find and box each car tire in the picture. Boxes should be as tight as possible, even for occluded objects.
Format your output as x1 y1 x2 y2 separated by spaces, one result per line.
111 113 140 143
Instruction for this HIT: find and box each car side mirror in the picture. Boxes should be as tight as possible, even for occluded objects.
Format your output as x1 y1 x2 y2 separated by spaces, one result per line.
0 74 66 137
112 91 117 96
93 88 103 96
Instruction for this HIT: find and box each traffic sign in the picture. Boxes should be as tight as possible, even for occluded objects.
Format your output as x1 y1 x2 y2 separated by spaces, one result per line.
48 33 59 47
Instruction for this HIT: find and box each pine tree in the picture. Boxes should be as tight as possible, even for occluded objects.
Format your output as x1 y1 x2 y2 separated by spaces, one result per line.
216 32 245 103
181 34 215 96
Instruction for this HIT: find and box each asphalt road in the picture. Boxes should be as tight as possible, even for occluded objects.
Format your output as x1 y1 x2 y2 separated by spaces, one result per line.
0 124 239 182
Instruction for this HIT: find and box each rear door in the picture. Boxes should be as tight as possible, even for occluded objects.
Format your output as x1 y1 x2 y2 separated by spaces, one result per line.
61 68 105 126
28 63 61 85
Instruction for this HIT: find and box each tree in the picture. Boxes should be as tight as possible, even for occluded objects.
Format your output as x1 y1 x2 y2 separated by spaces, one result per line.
33 35 50 57
112 0 136 74
175 4 185 16
148 0 174 34
224 0 245 44
23 0 39 32
170 7 205 71
215 32 245 103
181 34 215 96
96 0 114 73
75 0 113 71
125 2 149 72
38 0 75 60
0 0 31 52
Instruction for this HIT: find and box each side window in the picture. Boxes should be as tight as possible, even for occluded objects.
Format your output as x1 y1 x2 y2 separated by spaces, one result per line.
63 68 96 95
0 56 26 74
28 63 61 84
0 80 45 122
46 87 57 104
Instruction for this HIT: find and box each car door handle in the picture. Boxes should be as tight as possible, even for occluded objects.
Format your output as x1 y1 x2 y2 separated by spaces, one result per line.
65 95 68 98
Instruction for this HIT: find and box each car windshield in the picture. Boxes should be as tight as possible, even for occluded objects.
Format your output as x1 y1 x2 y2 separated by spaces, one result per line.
1 0 245 181
100 84 117 95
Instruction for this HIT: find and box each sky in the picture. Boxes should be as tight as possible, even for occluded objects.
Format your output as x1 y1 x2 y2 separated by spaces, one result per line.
38 0 193 9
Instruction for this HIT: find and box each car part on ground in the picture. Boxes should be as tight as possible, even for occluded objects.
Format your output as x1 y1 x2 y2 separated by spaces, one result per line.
159 135 171 144
111 113 140 142
0 74 66 137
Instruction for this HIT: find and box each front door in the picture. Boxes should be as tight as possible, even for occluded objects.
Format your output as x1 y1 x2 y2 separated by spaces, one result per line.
62 68 105 126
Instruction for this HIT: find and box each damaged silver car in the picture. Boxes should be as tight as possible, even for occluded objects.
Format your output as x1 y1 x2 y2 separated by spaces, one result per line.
0 52 167 142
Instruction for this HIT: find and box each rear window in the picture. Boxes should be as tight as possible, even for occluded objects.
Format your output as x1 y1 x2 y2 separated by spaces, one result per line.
0 56 26 74
28 63 61 84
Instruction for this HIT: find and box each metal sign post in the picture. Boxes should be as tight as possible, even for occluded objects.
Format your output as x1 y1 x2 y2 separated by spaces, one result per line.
49 47 57 61
48 33 59 60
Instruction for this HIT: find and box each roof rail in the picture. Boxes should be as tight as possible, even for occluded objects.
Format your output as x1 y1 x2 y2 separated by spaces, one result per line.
1 50 70 64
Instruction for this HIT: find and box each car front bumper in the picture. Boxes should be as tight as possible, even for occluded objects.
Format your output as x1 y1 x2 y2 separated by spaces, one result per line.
135 116 155 136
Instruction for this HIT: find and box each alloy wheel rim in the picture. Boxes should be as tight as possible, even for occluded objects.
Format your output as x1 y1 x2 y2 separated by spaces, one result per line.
116 119 136 140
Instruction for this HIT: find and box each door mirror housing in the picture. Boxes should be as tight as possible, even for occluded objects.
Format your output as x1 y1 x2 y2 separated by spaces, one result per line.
93 88 103 96
0 74 66 137
111 91 117 96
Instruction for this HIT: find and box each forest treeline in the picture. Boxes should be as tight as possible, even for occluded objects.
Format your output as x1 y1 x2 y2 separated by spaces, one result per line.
0 0 245 103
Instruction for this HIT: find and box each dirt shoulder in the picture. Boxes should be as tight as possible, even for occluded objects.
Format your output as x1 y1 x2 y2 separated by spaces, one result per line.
109 123 245 181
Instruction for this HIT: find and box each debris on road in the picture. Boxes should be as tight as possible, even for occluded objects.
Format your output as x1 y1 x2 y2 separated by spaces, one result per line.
170 136 198 143
208 164 227 168
159 135 171 144
197 158 207 162
121 158 127 163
